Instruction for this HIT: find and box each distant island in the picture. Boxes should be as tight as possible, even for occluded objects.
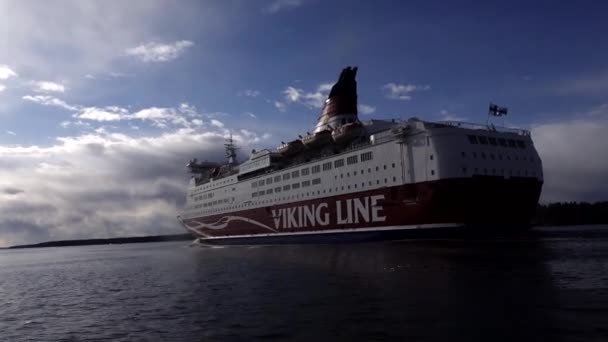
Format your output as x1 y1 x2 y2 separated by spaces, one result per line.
5 201 607 249
534 201 608 226
8 233 193 249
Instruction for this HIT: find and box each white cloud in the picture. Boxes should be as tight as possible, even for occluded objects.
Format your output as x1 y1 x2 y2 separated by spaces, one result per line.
22 95 79 111
77 106 128 121
31 81 66 93
282 83 331 109
126 40 194 63
245 112 257 119
210 119 224 128
0 126 270 247
439 109 467 122
0 65 18 79
358 104 376 115
532 105 608 202
383 83 430 100
274 101 286 112
6 130 16 136
238 89 261 97
263 0 303 14
0 84 5 92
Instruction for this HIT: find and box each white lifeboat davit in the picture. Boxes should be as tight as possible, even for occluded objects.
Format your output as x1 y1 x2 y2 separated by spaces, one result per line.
331 122 363 144
277 139 304 156
302 129 332 149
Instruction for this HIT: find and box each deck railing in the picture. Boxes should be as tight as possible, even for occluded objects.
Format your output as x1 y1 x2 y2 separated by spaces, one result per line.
437 121 531 136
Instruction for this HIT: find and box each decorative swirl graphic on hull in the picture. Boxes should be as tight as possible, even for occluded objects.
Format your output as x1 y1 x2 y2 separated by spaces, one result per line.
183 215 277 233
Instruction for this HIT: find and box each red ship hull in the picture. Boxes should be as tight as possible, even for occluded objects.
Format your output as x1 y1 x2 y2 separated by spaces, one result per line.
180 176 543 244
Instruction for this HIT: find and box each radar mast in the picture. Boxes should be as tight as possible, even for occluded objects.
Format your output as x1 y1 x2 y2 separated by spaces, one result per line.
225 133 239 165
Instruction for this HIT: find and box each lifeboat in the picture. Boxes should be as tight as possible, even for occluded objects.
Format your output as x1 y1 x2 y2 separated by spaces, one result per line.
332 121 363 144
277 139 304 156
302 130 332 149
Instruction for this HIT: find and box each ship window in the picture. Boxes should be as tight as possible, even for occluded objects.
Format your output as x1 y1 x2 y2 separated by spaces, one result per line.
368 168 371 173
258 190 265 196
498 138 507 147
383 165 387 170
301 168 310 176
267 188 273 194
481 153 486 159
258 179 265 186
427 137 430 146
478 136 488 145
489 137 497 146
302 180 311 187
283 185 291 191
490 154 495 160
292 170 300 178
430 155 433 160
508 139 516 148
274 175 281 182
347 172 350 177
347 155 358 165
266 177 272 185
369 181 372 186
354 171 357 176
430 170 435 176
252 181 257 188
361 151 373 161
323 162 332 171
377 180 380 185
376 166 379 171
362 182 365 187
312 178 321 185
275 187 281 193
461 152 466 158
252 192 258 198
283 173 290 180
392 163 396 168
517 140 526 149
393 177 397 182
348 185 351 190
462 167 467 174
334 159 345 168
292 183 300 189
384 178 388 183
467 135 478 144
354 184 357 189
312 165 321 174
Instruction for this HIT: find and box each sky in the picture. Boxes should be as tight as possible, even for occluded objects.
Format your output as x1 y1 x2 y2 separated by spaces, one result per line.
1 0 607 246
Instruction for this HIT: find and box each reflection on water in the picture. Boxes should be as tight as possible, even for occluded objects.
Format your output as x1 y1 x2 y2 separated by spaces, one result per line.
1 227 607 341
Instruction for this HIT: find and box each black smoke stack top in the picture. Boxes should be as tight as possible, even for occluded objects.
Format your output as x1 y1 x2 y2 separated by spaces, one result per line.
314 66 359 132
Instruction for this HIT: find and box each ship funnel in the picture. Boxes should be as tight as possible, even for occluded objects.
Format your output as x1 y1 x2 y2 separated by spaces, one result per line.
313 66 359 133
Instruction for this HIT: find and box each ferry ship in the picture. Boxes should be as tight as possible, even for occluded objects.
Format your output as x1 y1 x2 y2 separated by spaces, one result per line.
177 67 543 244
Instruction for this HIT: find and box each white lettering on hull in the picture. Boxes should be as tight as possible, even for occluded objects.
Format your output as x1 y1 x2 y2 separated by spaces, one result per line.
272 195 386 230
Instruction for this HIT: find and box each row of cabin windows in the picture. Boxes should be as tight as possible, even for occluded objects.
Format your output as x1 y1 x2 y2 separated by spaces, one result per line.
192 192 215 201
192 197 231 209
253 178 321 197
461 151 535 162
467 135 526 149
335 163 396 179
195 175 406 213
250 151 374 188
462 167 538 177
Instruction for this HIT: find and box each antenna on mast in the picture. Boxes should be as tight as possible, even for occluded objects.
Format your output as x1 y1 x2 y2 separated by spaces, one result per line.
225 133 239 165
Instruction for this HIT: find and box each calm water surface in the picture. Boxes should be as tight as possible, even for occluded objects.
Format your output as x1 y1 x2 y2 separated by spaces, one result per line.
1 226 607 341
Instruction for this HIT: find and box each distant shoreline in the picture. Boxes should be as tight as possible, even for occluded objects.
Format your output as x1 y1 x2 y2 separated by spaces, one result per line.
6 233 193 249
4 224 608 249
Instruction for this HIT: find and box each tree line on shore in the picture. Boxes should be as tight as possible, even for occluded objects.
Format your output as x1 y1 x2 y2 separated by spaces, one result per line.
534 201 608 226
